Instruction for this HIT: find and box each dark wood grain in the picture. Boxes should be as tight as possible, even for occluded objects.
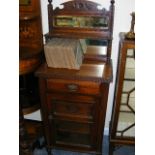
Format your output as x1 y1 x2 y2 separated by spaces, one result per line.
35 62 113 83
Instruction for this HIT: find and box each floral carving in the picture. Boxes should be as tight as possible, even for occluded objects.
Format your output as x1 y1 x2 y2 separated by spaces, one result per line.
56 0 101 11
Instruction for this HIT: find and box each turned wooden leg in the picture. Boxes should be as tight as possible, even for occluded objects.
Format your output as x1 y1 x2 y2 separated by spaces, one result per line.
109 143 114 155
47 147 52 155
19 104 31 154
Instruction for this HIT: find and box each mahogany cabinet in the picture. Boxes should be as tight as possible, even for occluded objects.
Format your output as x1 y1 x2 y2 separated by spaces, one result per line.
109 33 135 155
35 0 115 154
36 63 112 155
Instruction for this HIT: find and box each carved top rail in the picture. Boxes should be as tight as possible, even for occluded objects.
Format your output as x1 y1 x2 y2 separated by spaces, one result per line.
54 0 107 16
47 0 115 40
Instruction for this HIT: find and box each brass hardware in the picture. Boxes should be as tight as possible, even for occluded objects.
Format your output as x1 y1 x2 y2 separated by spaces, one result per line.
125 12 135 40
66 84 79 92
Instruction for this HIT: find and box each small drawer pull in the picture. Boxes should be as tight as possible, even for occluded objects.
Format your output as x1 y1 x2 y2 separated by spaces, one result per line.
66 84 79 92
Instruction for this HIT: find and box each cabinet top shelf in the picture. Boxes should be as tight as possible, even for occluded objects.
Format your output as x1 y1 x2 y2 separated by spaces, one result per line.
35 61 113 83
45 30 112 40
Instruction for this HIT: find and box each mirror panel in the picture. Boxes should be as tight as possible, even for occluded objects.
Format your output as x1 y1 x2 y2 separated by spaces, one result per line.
84 38 107 56
53 16 109 29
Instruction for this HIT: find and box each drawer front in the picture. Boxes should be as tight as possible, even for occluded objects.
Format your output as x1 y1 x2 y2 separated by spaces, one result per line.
51 119 97 148
46 94 98 123
55 120 91 135
46 79 100 95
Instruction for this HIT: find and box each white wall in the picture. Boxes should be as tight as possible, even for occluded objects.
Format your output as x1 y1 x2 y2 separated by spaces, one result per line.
24 0 135 135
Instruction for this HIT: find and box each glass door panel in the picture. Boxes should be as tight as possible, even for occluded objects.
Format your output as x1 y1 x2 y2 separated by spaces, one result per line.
116 49 135 138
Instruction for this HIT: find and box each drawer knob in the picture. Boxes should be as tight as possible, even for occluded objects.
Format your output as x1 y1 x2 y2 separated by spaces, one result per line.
66 84 79 92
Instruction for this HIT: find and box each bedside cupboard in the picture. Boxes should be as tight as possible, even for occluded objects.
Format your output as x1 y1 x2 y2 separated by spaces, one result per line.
35 0 115 154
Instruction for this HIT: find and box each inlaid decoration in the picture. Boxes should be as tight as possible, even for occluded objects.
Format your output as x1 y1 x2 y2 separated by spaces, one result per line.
19 0 31 5
19 20 38 40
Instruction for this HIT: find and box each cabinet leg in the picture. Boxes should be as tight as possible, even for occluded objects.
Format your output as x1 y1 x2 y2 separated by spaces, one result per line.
109 143 114 155
19 104 31 154
46 148 52 155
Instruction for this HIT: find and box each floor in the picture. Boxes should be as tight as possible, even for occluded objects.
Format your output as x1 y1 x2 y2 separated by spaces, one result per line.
23 120 134 155
33 136 135 155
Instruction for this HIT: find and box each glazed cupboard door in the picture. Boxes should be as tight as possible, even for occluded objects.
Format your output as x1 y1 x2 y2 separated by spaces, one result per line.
46 93 100 150
116 48 135 138
110 36 135 143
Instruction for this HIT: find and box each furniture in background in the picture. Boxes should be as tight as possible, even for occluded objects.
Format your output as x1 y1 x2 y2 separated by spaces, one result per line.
35 0 115 155
19 0 43 154
109 33 135 155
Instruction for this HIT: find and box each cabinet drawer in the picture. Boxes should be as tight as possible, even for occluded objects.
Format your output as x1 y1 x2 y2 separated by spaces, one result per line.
47 93 96 103
52 120 96 148
55 120 91 134
47 94 97 123
46 79 100 95
55 131 92 147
